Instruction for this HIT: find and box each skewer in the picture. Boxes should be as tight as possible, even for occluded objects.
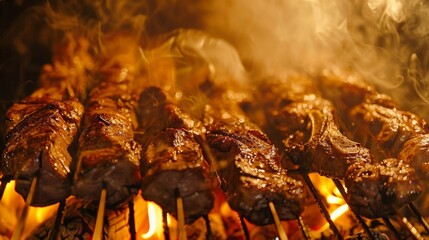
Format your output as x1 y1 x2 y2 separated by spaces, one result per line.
162 210 170 240
177 197 187 240
408 202 429 234
48 199 66 240
93 186 107 240
203 214 213 240
11 176 38 240
0 175 12 200
239 215 251 240
197 133 220 175
332 179 376 240
382 217 402 240
268 201 288 240
297 216 312 240
128 200 136 240
394 214 424 240
302 173 344 240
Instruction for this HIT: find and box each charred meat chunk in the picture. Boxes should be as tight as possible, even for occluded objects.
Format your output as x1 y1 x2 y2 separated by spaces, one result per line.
258 76 420 218
318 71 429 179
139 87 214 224
72 72 141 207
1 37 91 206
197 79 306 226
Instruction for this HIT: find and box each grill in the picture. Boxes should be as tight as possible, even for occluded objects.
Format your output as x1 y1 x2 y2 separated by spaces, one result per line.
2 0 429 240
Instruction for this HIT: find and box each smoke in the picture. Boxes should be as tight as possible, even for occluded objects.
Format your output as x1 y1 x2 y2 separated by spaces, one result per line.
4 0 429 116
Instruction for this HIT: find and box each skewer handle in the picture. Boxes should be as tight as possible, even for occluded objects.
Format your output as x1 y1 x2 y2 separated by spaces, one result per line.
93 187 107 240
11 177 38 240
268 202 288 240
177 197 187 240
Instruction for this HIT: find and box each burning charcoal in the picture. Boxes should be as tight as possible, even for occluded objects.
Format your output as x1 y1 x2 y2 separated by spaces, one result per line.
186 214 227 240
28 198 96 240
345 230 389 240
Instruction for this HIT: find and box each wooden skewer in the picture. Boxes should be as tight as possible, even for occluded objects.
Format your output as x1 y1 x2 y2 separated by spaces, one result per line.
395 214 424 240
11 177 38 240
268 202 288 240
93 187 107 240
177 197 187 240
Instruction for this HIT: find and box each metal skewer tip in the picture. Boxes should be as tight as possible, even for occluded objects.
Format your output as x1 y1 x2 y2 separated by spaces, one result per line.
93 187 107 240
11 176 38 240
268 202 288 240
177 197 187 240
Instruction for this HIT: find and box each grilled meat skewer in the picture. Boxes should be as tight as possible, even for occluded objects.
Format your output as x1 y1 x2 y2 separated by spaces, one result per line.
199 80 306 226
138 87 214 224
1 37 91 206
317 72 429 178
72 37 142 207
255 76 420 218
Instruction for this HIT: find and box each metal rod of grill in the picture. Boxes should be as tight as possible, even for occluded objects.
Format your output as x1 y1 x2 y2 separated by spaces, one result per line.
302 173 344 240
239 215 251 240
203 215 212 240
382 217 402 239
0 176 12 200
162 210 170 240
332 179 376 240
128 200 136 240
297 216 312 240
408 202 429 234
11 176 38 240
48 200 66 240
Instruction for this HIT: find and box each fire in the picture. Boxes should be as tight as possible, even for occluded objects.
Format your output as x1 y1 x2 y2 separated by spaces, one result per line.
308 174 350 234
141 202 164 239
0 181 57 238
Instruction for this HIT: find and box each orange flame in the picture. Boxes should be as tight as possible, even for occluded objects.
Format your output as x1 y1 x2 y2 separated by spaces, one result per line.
140 202 165 239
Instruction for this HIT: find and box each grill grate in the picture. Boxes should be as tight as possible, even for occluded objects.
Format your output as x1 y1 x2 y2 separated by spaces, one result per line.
1 169 428 239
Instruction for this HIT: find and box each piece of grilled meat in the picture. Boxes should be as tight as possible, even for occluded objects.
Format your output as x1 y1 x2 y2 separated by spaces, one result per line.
318 71 429 178
138 87 214 224
72 68 142 207
1 37 90 206
256 76 420 218
199 81 306 226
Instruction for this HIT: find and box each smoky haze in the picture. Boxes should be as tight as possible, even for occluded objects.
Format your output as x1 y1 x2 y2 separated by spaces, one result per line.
3 0 429 117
